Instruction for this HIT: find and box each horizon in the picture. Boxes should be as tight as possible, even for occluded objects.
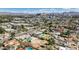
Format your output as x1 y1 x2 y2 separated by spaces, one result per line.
0 8 79 14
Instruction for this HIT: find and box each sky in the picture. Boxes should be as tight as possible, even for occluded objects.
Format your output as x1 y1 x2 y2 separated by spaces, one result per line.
0 8 79 14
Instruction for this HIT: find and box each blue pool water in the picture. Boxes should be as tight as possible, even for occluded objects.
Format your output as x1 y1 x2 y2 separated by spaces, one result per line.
25 47 33 50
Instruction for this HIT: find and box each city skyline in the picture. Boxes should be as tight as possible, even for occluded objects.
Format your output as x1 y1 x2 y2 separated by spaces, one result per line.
0 8 79 14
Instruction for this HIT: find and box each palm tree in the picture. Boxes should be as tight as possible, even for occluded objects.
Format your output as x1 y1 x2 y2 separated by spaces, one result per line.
9 32 15 40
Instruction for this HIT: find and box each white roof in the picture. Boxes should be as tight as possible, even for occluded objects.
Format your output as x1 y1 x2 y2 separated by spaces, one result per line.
59 46 66 50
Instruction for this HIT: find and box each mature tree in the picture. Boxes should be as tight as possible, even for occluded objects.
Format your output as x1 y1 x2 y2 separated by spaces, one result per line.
0 27 5 34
